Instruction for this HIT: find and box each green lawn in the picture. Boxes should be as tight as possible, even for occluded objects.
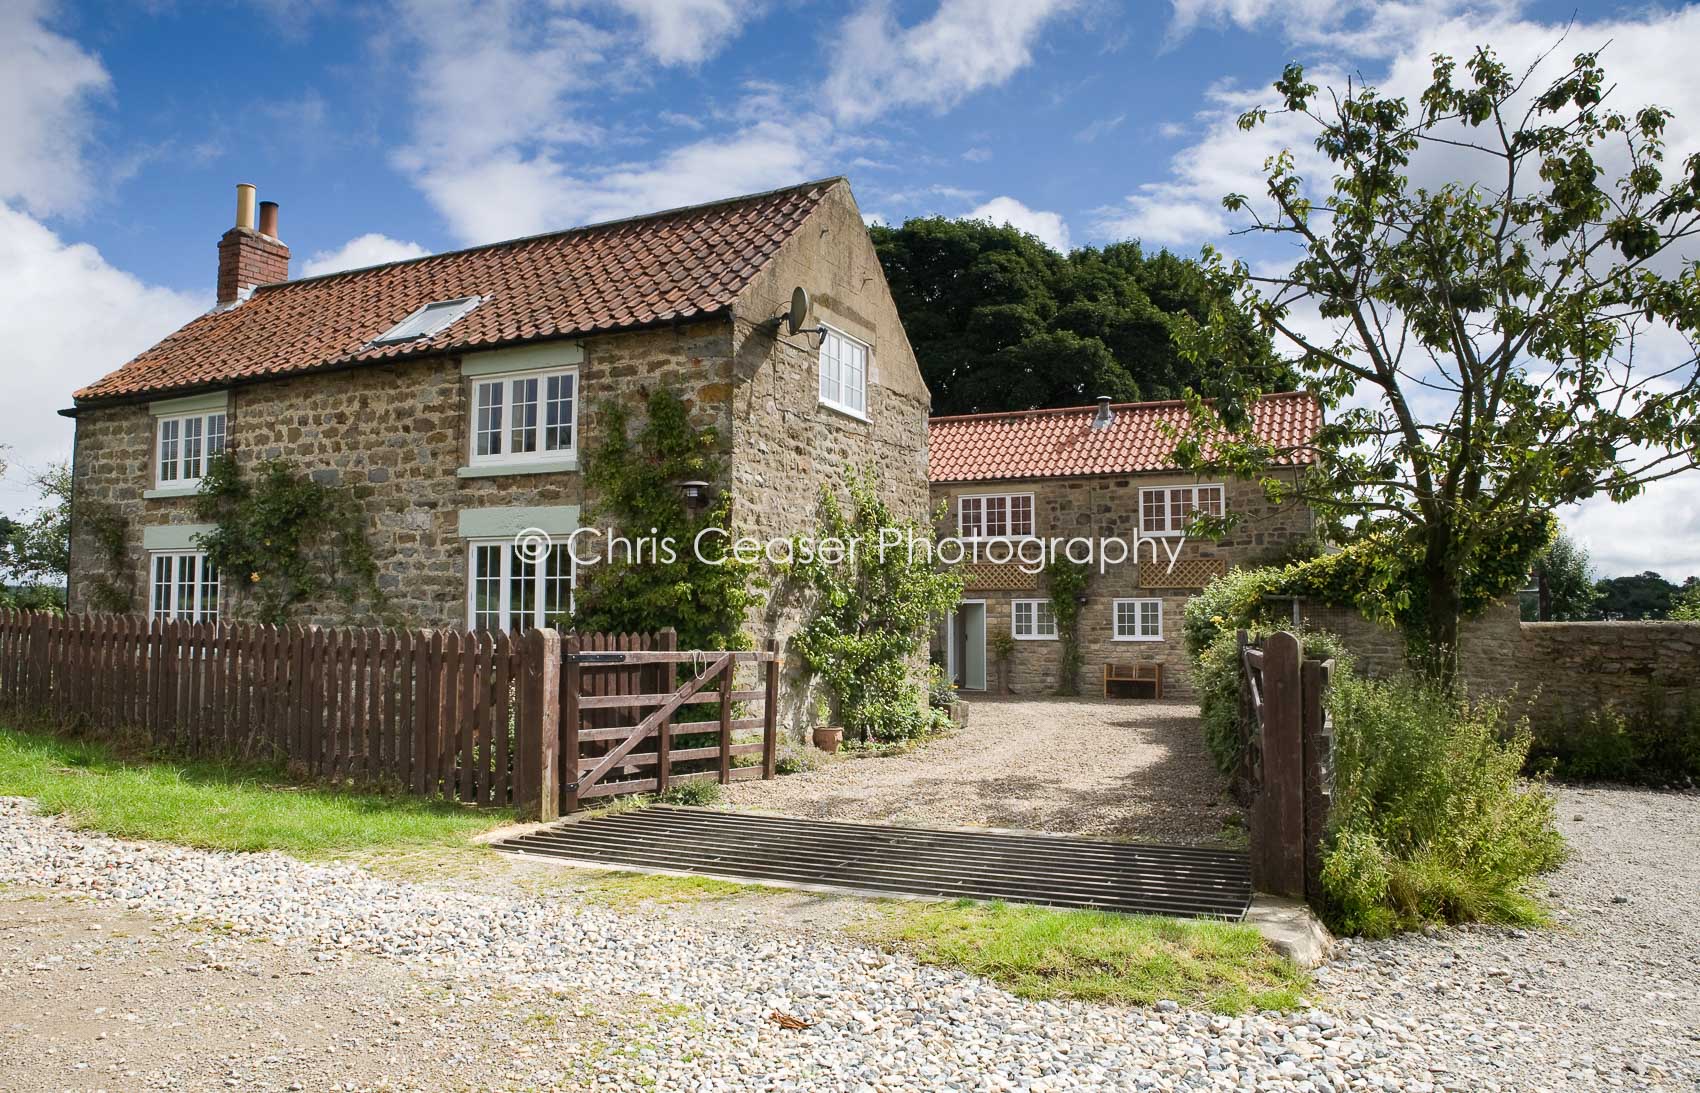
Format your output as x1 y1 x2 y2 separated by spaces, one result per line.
853 899 1308 1014
0 726 506 858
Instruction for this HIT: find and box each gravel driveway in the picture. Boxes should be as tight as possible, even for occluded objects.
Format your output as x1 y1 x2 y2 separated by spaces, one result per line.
1319 784 1700 1090
726 697 1239 845
2 782 1695 1090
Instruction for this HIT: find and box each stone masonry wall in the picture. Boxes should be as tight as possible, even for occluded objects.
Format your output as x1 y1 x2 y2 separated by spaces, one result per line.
729 181 934 732
1308 599 1700 727
929 472 1314 699
69 320 738 627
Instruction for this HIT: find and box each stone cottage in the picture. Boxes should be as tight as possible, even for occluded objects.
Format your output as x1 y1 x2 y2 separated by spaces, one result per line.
927 394 1321 698
63 178 931 720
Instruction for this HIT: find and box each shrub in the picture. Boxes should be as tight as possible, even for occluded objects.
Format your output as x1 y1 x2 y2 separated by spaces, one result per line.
656 780 722 807
926 665 957 710
1320 673 1565 937
790 472 963 744
1528 688 1700 785
1181 566 1288 661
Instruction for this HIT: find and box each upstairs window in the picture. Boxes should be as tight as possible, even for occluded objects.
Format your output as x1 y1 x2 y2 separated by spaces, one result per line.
156 409 227 490
958 493 1035 539
1139 483 1225 536
818 326 869 418
469 366 577 465
375 296 482 344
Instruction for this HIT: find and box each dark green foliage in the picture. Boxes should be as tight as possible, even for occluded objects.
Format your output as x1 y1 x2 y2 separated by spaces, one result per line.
656 780 723 807
869 218 1290 415
790 472 963 744
570 389 756 651
1529 689 1700 785
1592 571 1691 620
193 452 382 625
1042 557 1090 696
1321 673 1566 937
1519 530 1599 621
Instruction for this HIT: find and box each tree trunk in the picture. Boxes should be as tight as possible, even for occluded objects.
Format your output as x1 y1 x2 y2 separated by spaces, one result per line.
1411 562 1463 689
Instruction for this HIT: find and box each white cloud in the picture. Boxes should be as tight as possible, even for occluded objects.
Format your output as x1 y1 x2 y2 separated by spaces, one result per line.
1165 0 1523 58
1565 478 1700 582
301 233 430 277
604 0 760 65
823 0 1079 125
0 204 203 511
415 122 816 242
967 196 1071 251
962 146 992 162
0 0 110 218
1074 113 1126 143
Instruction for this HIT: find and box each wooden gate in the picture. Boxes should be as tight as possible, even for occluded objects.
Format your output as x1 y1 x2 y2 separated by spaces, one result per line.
559 635 781 814
1239 630 1334 901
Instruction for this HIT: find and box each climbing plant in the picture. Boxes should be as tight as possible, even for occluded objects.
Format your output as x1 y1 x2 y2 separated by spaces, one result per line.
1043 557 1090 696
570 389 756 650
192 451 382 625
790 471 963 744
80 502 133 613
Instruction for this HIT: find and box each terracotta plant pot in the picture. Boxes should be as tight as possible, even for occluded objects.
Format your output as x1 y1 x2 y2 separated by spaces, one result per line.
813 726 843 753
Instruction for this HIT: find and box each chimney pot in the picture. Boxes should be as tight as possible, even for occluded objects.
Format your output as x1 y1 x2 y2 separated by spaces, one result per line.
217 183 290 306
234 183 256 231
1091 395 1115 430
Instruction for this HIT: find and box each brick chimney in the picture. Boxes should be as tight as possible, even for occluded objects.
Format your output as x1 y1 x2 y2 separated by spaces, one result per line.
216 183 289 306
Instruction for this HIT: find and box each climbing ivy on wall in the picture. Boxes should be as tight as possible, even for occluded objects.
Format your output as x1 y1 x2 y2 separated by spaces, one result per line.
80 502 133 613
1044 557 1090 696
193 451 382 625
789 471 964 743
570 389 756 650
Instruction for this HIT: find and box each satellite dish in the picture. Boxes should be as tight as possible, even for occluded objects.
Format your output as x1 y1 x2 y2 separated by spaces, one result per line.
786 286 811 335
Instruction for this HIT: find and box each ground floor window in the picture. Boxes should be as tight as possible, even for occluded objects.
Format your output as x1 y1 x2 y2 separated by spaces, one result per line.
149 551 220 623
466 539 574 632
1113 598 1163 641
1011 598 1057 640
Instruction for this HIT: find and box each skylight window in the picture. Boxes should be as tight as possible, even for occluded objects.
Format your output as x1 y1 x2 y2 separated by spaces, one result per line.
373 296 481 344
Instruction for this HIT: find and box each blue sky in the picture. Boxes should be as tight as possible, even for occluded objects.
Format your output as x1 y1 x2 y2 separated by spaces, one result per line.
4 0 1699 579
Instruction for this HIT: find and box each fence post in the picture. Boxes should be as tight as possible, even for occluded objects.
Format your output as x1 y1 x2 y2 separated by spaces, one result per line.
1300 657 1333 903
517 629 562 822
655 628 674 795
562 634 581 816
717 654 733 784
762 638 779 779
1253 631 1305 899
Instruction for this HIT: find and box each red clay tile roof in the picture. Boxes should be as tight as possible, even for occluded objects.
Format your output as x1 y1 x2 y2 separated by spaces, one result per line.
928 392 1322 482
75 178 844 404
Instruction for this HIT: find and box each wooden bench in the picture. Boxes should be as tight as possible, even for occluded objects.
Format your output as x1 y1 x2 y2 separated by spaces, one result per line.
1104 661 1163 700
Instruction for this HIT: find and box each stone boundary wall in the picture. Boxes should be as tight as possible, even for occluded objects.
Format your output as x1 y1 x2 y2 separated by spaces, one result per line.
1300 598 1700 725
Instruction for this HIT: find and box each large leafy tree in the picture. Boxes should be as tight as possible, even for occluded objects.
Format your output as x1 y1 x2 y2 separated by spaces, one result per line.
1520 528 1598 621
1593 571 1687 620
870 217 1289 414
0 462 71 611
1179 46 1700 681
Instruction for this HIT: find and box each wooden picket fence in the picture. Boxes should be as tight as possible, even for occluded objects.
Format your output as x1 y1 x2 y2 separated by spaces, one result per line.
0 609 561 813
1238 630 1335 902
0 609 785 820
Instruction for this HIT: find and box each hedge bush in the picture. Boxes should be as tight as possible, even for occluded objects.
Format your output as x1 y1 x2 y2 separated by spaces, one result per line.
1320 673 1566 937
1528 690 1700 786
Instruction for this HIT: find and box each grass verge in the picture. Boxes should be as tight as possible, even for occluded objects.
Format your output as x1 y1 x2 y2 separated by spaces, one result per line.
851 899 1307 1014
0 725 504 858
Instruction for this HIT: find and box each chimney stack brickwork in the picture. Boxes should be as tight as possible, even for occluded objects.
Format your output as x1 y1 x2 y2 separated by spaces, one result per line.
216 185 288 306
